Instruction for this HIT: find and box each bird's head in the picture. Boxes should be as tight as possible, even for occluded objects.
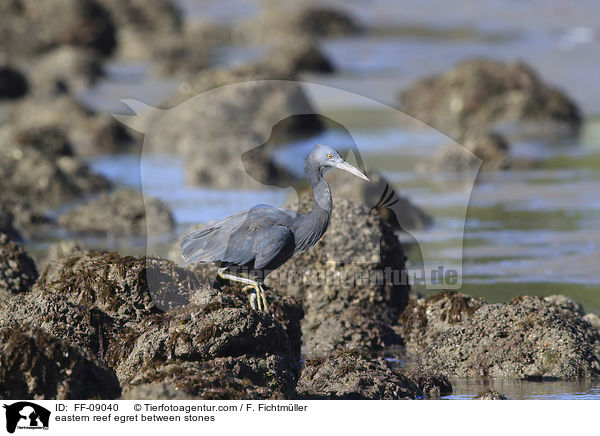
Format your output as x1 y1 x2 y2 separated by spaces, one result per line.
309 144 369 181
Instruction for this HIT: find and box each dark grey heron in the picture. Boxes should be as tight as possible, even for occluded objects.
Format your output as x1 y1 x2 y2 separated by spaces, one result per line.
181 144 369 311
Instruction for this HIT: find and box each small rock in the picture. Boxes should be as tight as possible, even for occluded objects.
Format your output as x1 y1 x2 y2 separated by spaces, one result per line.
0 233 38 300
0 195 53 237
474 390 507 400
405 370 453 397
430 130 511 172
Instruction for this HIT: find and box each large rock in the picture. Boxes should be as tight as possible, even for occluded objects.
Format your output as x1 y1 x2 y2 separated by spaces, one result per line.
0 0 116 59
297 351 422 399
1 251 304 399
419 295 600 378
131 77 322 189
274 197 410 357
0 325 121 400
183 134 294 189
9 96 137 155
159 67 322 142
398 58 582 140
58 188 174 236
0 233 38 301
0 125 111 209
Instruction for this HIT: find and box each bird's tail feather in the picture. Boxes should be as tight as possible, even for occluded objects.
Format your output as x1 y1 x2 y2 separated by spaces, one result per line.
181 226 224 262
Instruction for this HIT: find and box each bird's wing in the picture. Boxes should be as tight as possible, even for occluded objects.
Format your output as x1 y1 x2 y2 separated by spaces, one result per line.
253 225 295 270
181 205 297 265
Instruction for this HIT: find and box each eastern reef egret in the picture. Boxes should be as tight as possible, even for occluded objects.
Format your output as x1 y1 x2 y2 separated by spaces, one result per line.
181 144 369 311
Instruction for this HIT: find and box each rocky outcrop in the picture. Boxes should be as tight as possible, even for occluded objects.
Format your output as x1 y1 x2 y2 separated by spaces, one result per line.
275 198 409 358
0 125 111 209
0 0 116 59
417 295 600 378
0 251 304 399
9 95 137 155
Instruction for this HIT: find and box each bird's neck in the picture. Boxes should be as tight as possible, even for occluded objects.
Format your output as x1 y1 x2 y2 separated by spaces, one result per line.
294 166 332 253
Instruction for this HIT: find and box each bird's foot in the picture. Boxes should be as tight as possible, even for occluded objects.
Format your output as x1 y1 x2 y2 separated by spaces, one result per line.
242 284 268 312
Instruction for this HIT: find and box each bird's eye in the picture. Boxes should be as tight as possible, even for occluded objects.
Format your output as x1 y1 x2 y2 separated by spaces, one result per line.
327 154 333 159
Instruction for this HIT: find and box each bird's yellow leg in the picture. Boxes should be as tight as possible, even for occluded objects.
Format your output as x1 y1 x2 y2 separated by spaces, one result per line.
219 268 268 312
257 283 268 312
242 285 259 310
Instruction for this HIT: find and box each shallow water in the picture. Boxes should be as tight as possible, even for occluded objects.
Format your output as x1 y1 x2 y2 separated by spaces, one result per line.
444 378 600 400
59 0 600 399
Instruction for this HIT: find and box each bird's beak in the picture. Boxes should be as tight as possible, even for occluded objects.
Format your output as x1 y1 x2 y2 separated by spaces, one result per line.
333 160 369 181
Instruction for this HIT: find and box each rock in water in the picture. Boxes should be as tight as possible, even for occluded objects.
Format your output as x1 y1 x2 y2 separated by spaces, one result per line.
429 130 511 172
418 295 600 378
0 0 116 58
0 233 38 301
398 58 581 140
58 188 174 236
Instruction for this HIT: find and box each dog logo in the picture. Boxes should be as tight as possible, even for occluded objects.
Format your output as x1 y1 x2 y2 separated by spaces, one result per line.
3 402 51 433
